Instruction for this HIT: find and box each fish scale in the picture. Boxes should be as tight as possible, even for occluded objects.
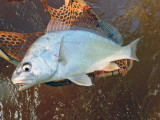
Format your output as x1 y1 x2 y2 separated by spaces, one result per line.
0 0 133 87
11 29 139 91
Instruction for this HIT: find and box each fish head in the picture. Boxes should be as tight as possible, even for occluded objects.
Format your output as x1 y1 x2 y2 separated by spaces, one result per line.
11 52 58 91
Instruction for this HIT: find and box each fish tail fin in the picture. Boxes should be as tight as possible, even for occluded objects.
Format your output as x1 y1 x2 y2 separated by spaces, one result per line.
127 38 140 61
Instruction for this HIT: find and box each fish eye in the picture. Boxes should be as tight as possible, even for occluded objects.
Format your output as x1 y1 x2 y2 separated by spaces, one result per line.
22 62 32 72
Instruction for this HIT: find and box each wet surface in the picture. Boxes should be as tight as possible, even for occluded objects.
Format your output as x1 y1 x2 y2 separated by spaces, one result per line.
0 0 160 119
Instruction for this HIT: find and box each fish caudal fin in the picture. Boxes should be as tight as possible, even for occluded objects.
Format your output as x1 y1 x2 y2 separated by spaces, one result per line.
127 38 140 61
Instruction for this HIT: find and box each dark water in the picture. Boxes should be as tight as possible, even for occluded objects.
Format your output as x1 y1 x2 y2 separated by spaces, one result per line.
0 0 160 119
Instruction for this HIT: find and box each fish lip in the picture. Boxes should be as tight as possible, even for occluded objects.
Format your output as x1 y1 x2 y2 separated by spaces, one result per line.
11 77 37 91
16 83 28 85
18 83 37 91
11 77 33 86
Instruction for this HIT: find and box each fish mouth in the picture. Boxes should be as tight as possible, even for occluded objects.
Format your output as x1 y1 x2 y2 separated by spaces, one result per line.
16 83 28 85
11 77 35 91
18 83 36 91
12 77 33 85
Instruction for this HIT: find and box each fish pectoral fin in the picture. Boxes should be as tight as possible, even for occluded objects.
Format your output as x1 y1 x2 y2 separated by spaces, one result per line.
68 74 93 86
102 62 119 72
58 36 67 65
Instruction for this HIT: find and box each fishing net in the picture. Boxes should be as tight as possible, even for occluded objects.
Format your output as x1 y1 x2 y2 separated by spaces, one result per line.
45 1 132 77
46 2 123 44
0 0 132 87
0 32 44 62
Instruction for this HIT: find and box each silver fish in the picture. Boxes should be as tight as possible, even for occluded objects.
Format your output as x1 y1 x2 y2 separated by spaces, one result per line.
11 30 140 91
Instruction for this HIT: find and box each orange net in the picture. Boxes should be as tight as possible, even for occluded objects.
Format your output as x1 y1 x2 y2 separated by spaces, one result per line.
46 2 118 39
47 3 98 31
0 32 44 62
0 0 132 77
45 1 131 76
114 59 131 76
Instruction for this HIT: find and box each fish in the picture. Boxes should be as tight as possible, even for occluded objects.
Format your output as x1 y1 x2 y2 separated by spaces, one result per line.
0 0 130 88
11 30 140 91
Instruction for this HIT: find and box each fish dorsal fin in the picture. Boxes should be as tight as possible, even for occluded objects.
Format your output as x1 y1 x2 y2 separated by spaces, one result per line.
46 2 84 33
46 19 70 33
102 62 119 72
68 74 93 86
58 37 67 65
0 2 123 65
46 2 123 45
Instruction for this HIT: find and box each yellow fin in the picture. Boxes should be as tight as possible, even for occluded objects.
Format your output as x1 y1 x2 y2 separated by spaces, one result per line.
102 62 119 72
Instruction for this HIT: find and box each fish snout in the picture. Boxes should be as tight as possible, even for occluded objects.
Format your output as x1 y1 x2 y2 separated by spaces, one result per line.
12 70 22 79
11 72 20 83
15 71 22 76
11 75 33 85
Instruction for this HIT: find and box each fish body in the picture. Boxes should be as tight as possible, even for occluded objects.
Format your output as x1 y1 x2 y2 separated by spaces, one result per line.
11 30 140 91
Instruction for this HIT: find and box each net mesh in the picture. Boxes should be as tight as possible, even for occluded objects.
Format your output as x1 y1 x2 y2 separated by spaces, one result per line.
46 4 98 32
46 2 123 44
0 0 131 77
0 31 44 61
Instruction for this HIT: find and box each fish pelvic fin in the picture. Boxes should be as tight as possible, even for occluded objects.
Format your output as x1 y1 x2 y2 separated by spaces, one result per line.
68 74 93 86
126 38 140 61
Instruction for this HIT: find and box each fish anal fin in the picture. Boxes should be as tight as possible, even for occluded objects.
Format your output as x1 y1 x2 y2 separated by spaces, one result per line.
102 62 119 72
68 74 93 86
